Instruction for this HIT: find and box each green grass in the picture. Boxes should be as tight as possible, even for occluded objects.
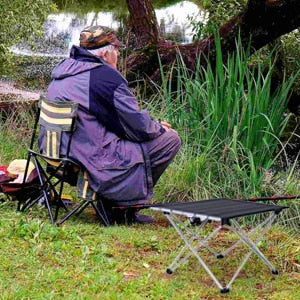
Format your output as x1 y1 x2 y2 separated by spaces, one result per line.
0 201 299 300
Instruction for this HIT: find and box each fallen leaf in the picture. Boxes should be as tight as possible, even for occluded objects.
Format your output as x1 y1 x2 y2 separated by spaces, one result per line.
123 271 139 280
143 262 150 269
255 283 264 289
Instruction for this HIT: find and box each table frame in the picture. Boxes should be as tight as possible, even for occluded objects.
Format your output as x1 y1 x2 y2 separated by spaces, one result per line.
151 200 285 293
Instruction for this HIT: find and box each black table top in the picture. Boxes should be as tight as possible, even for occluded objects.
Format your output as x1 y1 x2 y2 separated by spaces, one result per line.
151 198 288 222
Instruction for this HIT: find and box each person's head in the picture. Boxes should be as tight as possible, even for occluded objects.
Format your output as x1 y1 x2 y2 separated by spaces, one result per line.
87 45 120 69
79 25 124 69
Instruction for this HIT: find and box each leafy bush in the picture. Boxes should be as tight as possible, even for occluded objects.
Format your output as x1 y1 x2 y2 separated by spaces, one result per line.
0 0 56 72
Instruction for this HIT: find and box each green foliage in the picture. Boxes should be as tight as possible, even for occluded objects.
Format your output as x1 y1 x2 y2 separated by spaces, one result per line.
53 0 182 15
203 0 246 30
54 0 127 15
0 0 56 71
187 14 207 41
134 36 300 229
281 30 300 94
1 54 61 90
188 0 247 40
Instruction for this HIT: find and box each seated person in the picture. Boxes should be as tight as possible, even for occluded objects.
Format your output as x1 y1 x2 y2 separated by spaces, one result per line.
39 25 181 224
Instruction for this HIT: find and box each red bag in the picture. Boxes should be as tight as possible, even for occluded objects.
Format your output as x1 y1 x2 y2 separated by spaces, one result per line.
0 169 39 202
0 174 13 184
0 166 9 175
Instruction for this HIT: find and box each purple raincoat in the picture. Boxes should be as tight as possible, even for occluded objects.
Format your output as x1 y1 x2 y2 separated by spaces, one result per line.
39 46 165 205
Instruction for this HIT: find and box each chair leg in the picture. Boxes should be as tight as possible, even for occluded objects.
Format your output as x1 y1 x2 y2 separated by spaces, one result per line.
21 193 44 211
32 157 62 224
54 180 66 221
43 191 55 224
56 201 89 226
54 194 70 221
57 198 111 226
91 200 110 226
17 201 21 211
59 198 69 211
74 201 90 217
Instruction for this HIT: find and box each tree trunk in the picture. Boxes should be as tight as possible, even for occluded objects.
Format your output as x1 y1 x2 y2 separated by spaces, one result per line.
125 0 300 82
126 0 161 48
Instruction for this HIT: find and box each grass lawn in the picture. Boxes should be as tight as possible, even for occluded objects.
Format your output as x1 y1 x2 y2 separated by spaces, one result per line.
0 200 299 300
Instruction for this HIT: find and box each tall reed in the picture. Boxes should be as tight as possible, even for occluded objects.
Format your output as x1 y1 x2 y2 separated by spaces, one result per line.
147 36 297 200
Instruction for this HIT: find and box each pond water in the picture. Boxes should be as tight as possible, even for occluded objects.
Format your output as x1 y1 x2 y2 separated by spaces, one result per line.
13 1 206 57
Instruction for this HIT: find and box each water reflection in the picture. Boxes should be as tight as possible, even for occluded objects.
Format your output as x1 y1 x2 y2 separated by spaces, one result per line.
157 1 206 43
13 1 206 57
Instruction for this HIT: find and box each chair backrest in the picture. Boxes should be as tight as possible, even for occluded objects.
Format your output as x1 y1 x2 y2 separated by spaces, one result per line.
39 99 79 159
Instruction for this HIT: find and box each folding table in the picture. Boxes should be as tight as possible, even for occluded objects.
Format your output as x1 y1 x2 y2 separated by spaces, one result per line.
150 198 288 293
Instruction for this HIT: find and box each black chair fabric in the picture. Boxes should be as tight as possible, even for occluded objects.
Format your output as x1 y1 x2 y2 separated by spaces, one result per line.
18 98 80 224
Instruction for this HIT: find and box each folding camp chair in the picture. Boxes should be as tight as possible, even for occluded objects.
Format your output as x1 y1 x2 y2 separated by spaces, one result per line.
151 198 288 293
21 98 110 226
20 98 112 226
18 98 82 224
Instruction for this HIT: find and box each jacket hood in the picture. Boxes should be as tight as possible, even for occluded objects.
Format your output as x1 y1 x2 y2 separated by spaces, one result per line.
51 46 104 80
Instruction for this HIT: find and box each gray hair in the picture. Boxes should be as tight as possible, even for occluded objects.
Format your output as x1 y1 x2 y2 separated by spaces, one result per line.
88 45 115 56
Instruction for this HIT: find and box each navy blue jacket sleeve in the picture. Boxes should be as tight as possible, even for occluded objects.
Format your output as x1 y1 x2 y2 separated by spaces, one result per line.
113 83 165 142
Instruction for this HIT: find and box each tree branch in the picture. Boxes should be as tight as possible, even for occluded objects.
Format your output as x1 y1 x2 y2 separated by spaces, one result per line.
126 0 300 82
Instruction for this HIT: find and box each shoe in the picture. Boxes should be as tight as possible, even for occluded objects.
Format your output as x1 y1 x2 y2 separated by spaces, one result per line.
111 209 154 225
97 200 154 225
132 212 154 224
